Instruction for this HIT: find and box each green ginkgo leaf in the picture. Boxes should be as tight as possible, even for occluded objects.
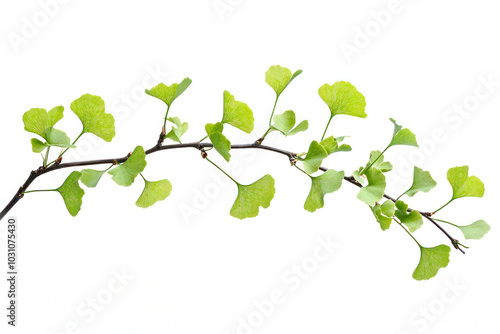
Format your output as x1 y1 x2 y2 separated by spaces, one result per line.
447 166 485 200
332 136 352 153
302 141 329 174
165 117 189 143
230 175 275 219
395 200 423 232
31 138 48 153
366 150 393 173
70 94 116 142
45 127 75 148
145 78 192 107
319 136 338 155
457 220 490 240
23 106 64 138
136 178 172 208
271 110 309 137
405 166 437 197
265 65 302 97
81 169 108 188
413 245 450 281
352 169 365 185
56 171 85 217
389 118 418 147
222 91 254 133
206 122 231 162
304 169 344 212
371 200 395 231
357 168 386 206
271 110 308 136
272 110 295 133
318 81 367 118
287 120 308 136
108 146 147 187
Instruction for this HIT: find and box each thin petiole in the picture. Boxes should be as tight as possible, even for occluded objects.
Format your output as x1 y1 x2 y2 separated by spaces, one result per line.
432 218 458 227
43 147 51 167
163 105 172 132
294 164 310 177
360 146 388 175
59 131 84 159
433 199 453 215
394 218 421 247
205 157 238 184
268 95 279 127
321 115 333 141
396 191 407 201
22 189 56 195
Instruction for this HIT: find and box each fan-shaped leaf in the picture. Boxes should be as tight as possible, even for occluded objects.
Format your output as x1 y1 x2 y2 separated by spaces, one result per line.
221 91 254 133
108 146 147 187
136 179 172 208
304 169 344 212
318 81 367 118
413 245 450 281
56 171 85 217
230 175 275 219
447 166 485 200
70 94 115 142
302 141 328 174
145 78 192 107
265 65 302 96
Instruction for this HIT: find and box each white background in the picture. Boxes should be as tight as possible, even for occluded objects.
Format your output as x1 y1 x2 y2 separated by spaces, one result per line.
0 0 499 333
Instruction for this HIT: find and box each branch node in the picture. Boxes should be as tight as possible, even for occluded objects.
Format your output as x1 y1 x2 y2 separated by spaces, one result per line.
255 137 264 145
157 128 166 148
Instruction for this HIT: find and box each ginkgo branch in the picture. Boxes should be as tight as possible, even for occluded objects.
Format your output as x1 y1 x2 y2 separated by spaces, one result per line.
0 140 464 252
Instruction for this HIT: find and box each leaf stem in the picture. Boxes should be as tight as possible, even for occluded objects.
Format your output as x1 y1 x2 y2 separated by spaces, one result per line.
268 95 279 127
258 127 273 143
163 105 172 131
396 191 407 201
360 146 389 176
394 218 421 248
294 164 310 178
321 115 333 141
205 157 238 184
433 199 453 214
43 147 51 167
57 131 84 160
22 189 56 195
432 218 458 227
